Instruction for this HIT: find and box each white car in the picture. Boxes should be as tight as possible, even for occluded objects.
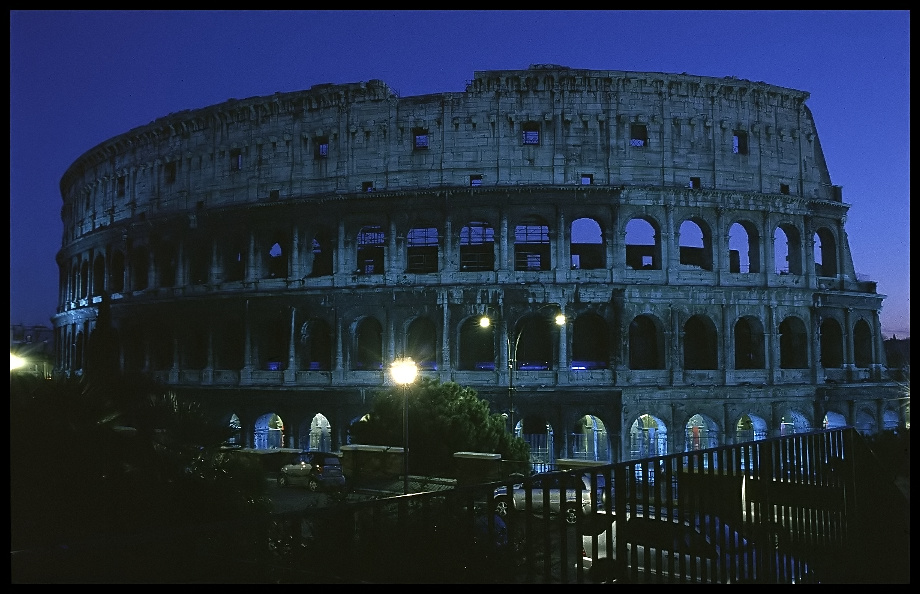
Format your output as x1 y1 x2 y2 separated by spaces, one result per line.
492 472 596 525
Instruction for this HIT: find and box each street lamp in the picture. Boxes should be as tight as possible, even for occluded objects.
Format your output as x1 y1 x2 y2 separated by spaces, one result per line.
480 307 565 435
390 357 418 494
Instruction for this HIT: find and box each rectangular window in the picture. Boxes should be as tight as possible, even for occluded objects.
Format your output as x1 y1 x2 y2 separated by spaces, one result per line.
362 181 374 192
117 176 126 197
780 183 790 195
581 174 593 185
733 131 749 155
413 128 429 150
630 124 648 147
314 137 329 159
690 177 701 189
165 162 177 184
522 122 540 145
269 189 280 201
230 148 243 171
470 175 482 187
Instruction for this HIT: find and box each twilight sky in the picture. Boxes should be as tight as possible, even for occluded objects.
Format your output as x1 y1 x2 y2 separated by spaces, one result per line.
10 10 910 338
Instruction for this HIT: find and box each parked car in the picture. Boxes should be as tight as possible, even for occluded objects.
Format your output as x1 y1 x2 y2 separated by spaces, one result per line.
278 451 346 495
492 471 597 525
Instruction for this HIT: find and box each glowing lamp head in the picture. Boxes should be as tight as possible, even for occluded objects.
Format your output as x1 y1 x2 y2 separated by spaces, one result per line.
390 358 418 385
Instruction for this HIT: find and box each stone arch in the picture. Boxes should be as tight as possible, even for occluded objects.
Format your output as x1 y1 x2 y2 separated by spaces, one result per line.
678 217 713 271
728 219 761 273
459 220 495 272
570 217 605 270
519 414 555 472
353 316 383 370
813 226 838 277
625 216 661 270
773 223 803 275
685 413 720 451
734 315 765 369
298 318 333 371
568 414 611 463
254 412 285 449
684 314 718 370
629 313 665 370
406 316 438 370
820 318 844 368
629 413 669 459
513 214 551 271
735 413 768 442
779 316 809 369
780 409 812 436
307 413 333 451
823 410 847 429
571 312 609 370
853 318 873 368
356 225 385 275
458 314 494 371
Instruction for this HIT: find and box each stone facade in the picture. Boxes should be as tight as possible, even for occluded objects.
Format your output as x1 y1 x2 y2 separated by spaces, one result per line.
52 65 903 466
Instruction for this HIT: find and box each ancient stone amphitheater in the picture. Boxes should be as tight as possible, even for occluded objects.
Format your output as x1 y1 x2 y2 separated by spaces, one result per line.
54 65 903 466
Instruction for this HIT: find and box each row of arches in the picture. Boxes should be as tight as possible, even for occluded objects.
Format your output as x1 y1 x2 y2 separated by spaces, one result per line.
62 211 841 303
60 306 878 376
224 404 901 470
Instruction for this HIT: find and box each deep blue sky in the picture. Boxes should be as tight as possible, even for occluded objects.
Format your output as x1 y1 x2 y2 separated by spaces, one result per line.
10 10 910 338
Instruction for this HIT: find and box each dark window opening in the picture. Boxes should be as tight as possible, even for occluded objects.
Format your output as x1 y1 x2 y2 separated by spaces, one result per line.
459 221 495 272
470 175 483 187
165 162 177 184
309 235 334 278
733 131 749 155
780 183 790 195
362 181 374 192
630 124 648 148
357 225 385 275
514 222 551 271
407 227 439 274
315 137 329 159
522 122 540 145
413 128 429 150
117 176 126 197
269 189 280 201
690 177 701 189
230 148 243 171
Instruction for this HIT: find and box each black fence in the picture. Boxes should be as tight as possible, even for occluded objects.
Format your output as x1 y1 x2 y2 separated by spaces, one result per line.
12 428 909 583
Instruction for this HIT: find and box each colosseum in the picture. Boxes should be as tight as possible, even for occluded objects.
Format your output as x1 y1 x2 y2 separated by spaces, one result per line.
54 65 904 467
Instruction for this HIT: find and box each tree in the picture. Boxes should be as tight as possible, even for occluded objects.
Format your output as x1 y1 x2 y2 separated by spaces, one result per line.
348 378 530 476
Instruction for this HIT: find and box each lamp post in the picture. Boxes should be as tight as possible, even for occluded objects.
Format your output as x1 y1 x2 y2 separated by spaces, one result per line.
480 307 565 434
390 357 418 494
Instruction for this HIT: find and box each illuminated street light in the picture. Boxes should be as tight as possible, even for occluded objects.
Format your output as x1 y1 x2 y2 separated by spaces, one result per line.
10 353 26 372
390 357 418 494
480 305 565 435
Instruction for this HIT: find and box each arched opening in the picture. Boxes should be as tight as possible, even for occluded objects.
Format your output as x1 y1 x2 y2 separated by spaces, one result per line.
571 312 608 370
570 217 605 269
625 217 660 270
629 314 664 370
684 315 718 370
630 414 668 459
354 317 383 370
569 415 610 462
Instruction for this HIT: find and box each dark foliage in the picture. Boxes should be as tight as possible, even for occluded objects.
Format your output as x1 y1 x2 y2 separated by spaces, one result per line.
348 378 530 475
10 372 271 551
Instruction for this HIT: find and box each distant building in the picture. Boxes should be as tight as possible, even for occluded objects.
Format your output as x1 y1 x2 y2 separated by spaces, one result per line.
52 66 904 466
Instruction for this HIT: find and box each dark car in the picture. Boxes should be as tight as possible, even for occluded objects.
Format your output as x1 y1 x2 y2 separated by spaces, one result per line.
278 451 346 494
